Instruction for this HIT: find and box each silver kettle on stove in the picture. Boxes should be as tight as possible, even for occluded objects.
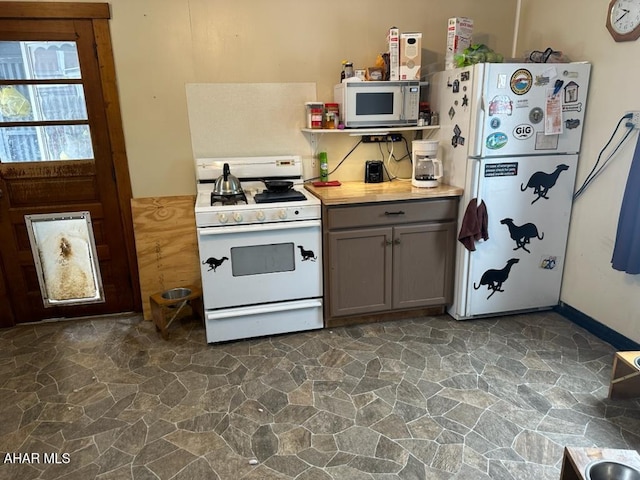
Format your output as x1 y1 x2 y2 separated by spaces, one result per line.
213 163 243 196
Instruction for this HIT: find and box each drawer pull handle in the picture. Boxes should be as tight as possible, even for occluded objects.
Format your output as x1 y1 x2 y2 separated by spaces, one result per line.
394 239 401 245
384 211 405 216
384 240 393 246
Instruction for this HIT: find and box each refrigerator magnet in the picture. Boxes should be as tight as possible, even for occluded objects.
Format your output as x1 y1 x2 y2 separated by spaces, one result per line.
535 75 550 86
534 132 559 151
543 67 558 80
513 124 534 140
565 119 581 129
563 102 583 113
539 255 558 270
486 132 508 150
510 69 533 95
489 96 513 116
500 217 544 254
552 79 564 95
545 88 563 135
473 259 520 299
497 74 507 89
529 107 544 124
563 70 580 78
520 163 570 204
452 125 465 147
564 81 579 103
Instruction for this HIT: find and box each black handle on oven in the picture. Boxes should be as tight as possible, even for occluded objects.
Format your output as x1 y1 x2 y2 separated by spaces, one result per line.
384 210 405 216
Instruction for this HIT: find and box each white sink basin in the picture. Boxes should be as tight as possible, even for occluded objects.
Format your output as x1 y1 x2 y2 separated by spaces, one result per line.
585 460 640 480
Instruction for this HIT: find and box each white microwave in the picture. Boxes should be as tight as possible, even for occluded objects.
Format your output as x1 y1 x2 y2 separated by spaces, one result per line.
334 80 420 128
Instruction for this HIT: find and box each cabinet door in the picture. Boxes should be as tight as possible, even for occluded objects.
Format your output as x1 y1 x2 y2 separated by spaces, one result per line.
392 222 456 309
328 227 392 317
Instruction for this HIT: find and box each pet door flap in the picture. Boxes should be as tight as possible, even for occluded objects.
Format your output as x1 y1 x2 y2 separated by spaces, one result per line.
25 211 105 307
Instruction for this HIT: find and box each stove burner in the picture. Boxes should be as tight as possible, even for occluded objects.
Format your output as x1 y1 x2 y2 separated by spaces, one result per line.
211 191 247 206
254 189 307 204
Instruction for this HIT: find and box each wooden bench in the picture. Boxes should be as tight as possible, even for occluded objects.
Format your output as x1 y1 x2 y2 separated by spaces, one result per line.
608 351 640 400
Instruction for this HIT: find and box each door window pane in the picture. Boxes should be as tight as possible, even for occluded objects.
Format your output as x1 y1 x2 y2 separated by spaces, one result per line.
0 84 88 121
36 84 88 121
0 125 93 161
0 41 81 80
0 85 32 119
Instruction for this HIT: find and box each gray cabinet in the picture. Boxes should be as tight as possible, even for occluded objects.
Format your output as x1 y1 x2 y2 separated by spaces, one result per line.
393 222 455 309
323 198 458 325
328 227 393 317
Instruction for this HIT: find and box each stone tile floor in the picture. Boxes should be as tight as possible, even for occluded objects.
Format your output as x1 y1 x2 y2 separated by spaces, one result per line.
0 311 638 480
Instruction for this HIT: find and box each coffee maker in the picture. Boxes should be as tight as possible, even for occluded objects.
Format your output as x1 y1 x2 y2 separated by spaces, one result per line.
411 140 442 188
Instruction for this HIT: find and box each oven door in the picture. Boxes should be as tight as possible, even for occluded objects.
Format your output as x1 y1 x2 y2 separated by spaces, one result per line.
198 219 322 310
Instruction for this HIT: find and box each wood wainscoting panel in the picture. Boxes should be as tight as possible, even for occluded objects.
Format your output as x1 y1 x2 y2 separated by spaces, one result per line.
131 196 200 320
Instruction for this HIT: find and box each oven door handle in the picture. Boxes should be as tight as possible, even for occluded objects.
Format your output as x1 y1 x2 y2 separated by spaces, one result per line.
198 219 321 236
206 299 322 320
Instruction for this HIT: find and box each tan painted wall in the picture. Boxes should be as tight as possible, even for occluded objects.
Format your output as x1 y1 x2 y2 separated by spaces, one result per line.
115 0 517 194
517 1 640 344
3 0 517 196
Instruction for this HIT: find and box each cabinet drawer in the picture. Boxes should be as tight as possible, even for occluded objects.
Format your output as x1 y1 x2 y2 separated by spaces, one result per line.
327 199 457 230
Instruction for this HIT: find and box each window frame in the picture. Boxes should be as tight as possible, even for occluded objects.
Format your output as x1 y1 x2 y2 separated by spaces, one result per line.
0 4 109 163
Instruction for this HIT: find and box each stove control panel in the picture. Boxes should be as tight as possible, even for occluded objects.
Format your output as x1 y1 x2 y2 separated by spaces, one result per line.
196 204 321 227
194 187 321 227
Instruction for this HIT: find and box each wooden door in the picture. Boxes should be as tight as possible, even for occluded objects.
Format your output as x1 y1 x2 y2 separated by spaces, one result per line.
0 4 139 326
0 253 14 324
392 222 456 309
328 227 392 318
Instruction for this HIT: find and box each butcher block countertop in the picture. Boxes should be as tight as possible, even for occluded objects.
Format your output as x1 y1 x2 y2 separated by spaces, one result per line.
305 181 463 206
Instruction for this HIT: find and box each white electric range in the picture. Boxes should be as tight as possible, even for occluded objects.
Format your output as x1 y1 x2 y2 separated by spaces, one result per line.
194 155 323 343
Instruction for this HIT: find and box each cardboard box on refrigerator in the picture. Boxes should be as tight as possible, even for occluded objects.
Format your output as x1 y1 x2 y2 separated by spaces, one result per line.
400 32 422 81
446 17 473 70
387 27 400 81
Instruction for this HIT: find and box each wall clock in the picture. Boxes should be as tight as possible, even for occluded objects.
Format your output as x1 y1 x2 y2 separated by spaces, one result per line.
607 0 640 41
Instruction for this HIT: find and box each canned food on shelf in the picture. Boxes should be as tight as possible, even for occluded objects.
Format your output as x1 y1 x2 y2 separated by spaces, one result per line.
305 102 324 129
323 103 340 129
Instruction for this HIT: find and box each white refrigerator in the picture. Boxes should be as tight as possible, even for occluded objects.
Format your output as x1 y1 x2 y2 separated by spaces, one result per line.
429 62 591 320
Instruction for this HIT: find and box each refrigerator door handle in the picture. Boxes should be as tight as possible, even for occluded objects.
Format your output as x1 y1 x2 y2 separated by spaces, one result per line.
473 159 482 205
471 94 487 158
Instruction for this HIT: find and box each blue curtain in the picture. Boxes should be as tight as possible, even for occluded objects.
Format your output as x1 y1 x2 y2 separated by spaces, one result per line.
612 135 640 274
